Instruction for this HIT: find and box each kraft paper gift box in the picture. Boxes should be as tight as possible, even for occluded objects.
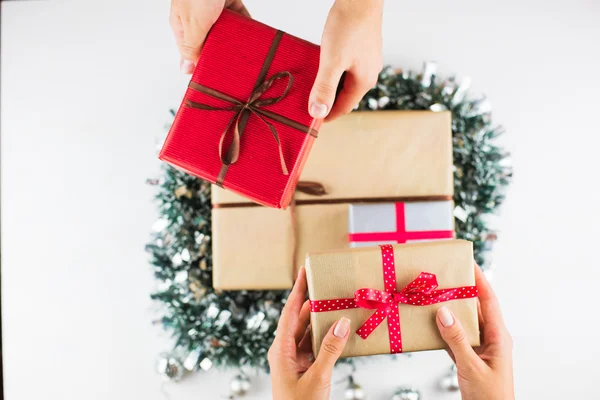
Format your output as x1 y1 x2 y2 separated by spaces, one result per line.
306 240 480 358
212 111 453 290
159 10 322 209
348 200 454 248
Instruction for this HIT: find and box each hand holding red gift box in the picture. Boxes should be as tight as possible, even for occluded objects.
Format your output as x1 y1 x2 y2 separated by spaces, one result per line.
163 4 384 208
169 1 383 121
161 10 322 209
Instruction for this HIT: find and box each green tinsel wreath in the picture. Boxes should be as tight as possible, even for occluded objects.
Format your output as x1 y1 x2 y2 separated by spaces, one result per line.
146 64 512 375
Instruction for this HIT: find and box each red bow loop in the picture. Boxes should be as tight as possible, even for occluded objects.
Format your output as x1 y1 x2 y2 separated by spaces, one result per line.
401 272 439 295
353 269 478 343
354 288 393 310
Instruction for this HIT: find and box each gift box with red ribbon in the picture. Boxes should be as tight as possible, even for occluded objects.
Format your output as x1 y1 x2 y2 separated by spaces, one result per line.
306 240 480 357
159 10 322 209
211 111 454 290
348 200 455 247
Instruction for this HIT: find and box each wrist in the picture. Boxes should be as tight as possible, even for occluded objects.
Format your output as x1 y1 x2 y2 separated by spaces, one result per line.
335 0 384 11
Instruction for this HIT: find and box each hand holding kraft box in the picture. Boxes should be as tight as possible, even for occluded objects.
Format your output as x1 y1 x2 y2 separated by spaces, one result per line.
306 240 479 357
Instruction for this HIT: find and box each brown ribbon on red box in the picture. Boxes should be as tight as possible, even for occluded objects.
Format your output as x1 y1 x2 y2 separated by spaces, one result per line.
184 30 318 187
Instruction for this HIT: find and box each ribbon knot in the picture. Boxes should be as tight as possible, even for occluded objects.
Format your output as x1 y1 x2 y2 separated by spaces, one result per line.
186 71 293 176
354 262 477 345
180 29 319 189
354 272 441 312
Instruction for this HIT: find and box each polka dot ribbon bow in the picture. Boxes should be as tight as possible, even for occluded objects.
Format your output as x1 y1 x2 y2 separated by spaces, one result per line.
309 245 478 353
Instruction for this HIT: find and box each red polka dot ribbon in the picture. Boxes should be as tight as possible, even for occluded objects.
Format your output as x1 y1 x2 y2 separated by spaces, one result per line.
309 244 478 354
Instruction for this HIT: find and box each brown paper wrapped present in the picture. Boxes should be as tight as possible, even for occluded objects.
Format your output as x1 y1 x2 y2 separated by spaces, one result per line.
305 240 479 358
212 111 453 290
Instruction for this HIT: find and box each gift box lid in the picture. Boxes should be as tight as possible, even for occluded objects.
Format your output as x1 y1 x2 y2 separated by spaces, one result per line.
212 110 453 205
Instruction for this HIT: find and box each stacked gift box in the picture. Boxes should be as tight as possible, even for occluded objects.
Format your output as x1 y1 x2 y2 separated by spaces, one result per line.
159 9 479 357
211 110 454 290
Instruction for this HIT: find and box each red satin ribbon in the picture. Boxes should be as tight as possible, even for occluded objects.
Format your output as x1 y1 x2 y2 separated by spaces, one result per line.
348 202 454 244
309 244 478 353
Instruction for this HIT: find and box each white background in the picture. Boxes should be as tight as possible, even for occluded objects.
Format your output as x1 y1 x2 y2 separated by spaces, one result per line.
2 0 599 399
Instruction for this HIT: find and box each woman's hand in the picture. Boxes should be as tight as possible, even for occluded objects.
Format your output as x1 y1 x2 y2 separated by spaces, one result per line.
309 0 384 121
268 267 351 400
436 265 515 400
170 0 250 73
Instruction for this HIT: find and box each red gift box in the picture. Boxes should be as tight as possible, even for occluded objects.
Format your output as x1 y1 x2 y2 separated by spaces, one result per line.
159 10 322 209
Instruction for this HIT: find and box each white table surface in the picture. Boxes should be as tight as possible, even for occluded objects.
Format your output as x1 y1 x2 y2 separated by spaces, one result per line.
2 0 599 399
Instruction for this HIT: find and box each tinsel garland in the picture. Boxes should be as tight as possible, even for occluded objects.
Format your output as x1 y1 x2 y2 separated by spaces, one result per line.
146 63 512 374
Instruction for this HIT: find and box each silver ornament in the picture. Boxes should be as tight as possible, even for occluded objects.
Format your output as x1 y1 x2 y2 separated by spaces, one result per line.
199 357 213 371
429 103 448 112
156 352 184 382
180 248 191 262
378 96 390 108
344 377 366 400
452 76 471 105
206 303 220 318
246 311 265 330
152 218 169 232
230 373 251 396
183 348 202 371
453 205 468 223
439 364 460 391
215 310 232 327
258 320 271 333
420 61 437 88
390 386 421 400
171 252 183 267
174 270 188 283
367 98 378 110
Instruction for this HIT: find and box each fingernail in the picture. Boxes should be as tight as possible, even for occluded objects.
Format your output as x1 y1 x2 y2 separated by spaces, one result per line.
333 317 350 338
180 59 195 74
310 102 328 118
297 266 304 279
439 306 454 327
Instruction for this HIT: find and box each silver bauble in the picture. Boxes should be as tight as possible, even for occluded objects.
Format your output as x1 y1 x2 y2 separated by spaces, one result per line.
439 365 460 391
230 373 251 396
390 386 421 400
344 379 366 400
156 352 184 381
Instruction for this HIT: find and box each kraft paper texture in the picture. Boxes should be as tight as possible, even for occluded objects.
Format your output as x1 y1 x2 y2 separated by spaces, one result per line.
212 110 453 289
212 203 349 289
212 110 453 204
305 240 479 358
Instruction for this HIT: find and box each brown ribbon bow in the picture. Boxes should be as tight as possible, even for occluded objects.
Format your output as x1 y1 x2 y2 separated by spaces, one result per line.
183 30 318 188
185 71 293 176
295 181 328 196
